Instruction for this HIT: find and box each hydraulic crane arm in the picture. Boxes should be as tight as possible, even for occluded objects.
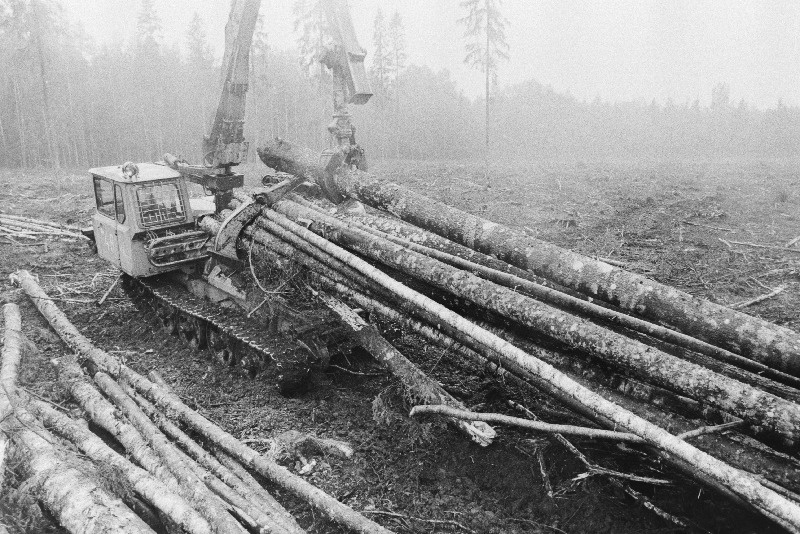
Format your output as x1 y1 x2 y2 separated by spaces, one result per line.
202 0 262 170
320 0 372 106
318 0 373 171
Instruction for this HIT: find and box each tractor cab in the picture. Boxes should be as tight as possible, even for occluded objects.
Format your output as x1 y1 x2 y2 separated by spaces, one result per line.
89 162 210 277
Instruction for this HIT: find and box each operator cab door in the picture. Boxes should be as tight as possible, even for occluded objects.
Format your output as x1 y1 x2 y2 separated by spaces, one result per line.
92 176 126 269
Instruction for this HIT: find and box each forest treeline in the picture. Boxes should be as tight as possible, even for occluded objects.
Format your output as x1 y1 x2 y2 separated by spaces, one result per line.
1 0 799 169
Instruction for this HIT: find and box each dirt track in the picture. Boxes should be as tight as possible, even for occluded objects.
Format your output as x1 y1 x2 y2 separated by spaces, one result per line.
1 159 798 533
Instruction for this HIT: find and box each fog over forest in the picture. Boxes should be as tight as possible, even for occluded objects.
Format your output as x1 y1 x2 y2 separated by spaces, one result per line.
1 0 799 168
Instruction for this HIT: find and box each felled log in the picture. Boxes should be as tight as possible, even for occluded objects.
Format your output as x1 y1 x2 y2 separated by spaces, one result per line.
269 200 800 442
91 371 249 534
123 382 304 534
258 138 800 377
241 212 800 532
12 270 394 534
292 195 800 396
56 357 244 534
1 305 154 534
318 203 800 391
323 279 800 505
0 213 83 232
304 285 495 446
241 213 800 497
410 405 643 443
246 222 709 424
30 400 213 534
237 228 800 514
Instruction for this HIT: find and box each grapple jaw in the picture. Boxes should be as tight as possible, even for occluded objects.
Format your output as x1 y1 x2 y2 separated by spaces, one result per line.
212 175 307 260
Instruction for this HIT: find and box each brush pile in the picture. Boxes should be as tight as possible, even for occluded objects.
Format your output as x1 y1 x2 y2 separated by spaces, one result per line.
182 138 800 532
2 272 394 534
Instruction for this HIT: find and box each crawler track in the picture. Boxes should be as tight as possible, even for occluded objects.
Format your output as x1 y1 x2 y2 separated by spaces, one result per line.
122 274 347 393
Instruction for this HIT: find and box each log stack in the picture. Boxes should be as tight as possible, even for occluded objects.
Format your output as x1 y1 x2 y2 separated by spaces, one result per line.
4 272 395 534
241 139 800 532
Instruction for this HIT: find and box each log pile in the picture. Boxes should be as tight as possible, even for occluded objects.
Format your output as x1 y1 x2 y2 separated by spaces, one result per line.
241 139 800 532
4 271 395 534
0 213 86 242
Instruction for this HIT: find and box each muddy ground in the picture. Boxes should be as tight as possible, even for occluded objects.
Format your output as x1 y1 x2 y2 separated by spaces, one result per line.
0 159 798 533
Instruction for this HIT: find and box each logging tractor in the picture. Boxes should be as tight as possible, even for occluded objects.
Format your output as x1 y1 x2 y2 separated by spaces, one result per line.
85 0 373 394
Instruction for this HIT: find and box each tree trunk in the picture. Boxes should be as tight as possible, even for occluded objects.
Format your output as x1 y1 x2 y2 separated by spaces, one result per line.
1 306 154 534
257 139 800 376
31 400 213 534
311 288 496 446
270 200 800 442
232 213 800 532
55 357 181 485
484 25 490 185
123 383 304 534
329 278 800 497
55 358 246 534
91 372 248 534
12 270 394 534
237 212 800 511
293 195 800 391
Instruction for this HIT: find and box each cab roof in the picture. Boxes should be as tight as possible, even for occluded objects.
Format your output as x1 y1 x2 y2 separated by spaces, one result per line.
89 162 181 183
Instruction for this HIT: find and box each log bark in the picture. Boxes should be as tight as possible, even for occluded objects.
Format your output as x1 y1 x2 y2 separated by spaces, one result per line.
244 219 800 481
122 382 304 534
1 305 154 534
410 405 643 442
55 358 247 534
90 371 248 534
314 201 800 392
269 200 800 442
238 212 800 532
322 277 800 506
213 448 291 517
310 287 496 446
241 237 800 507
30 400 213 534
258 138 800 377
246 212 740 424
13 269 394 534
55 358 181 490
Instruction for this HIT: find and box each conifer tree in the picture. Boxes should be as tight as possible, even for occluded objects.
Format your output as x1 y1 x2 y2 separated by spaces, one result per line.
459 0 509 182
387 11 407 82
371 8 390 95
186 12 212 69
292 0 327 75
136 0 161 55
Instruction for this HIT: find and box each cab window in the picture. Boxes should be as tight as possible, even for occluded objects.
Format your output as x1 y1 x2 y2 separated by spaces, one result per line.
135 181 187 227
114 184 126 224
93 177 115 218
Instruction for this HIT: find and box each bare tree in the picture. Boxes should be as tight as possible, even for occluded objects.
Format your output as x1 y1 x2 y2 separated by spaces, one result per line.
459 0 509 183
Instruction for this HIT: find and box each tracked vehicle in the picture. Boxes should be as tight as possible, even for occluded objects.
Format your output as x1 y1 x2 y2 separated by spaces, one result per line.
86 0 372 393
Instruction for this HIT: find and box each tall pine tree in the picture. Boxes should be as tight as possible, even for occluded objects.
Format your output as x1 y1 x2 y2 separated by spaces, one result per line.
186 12 212 68
459 0 509 182
136 0 161 56
292 0 327 75
370 9 390 95
387 11 407 83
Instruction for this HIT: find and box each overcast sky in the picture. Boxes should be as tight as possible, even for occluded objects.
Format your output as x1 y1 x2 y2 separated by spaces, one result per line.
63 0 800 109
